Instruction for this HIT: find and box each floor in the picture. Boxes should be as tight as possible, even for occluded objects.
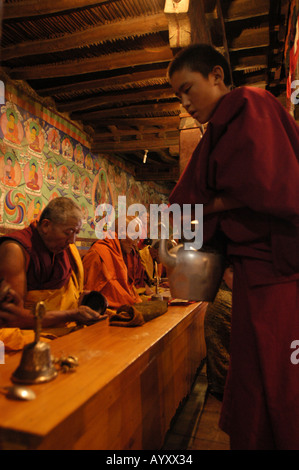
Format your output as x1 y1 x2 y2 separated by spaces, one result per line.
162 363 230 451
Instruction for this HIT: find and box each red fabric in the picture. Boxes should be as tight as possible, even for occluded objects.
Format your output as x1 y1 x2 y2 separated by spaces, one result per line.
123 247 146 288
169 86 299 449
169 86 299 277
0 222 72 290
220 258 299 449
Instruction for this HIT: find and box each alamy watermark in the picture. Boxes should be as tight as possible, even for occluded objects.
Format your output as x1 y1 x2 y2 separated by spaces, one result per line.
94 196 203 250
0 340 4 364
0 81 5 105
290 340 299 364
291 80 299 105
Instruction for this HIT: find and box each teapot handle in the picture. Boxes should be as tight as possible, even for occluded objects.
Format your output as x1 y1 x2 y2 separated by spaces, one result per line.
158 238 176 269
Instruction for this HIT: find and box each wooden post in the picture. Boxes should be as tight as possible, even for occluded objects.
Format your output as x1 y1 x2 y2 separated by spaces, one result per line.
179 113 202 174
164 0 192 48
164 0 211 173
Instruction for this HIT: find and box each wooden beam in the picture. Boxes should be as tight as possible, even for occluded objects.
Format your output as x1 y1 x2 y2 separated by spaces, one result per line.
58 86 175 113
2 0 115 19
93 132 178 143
216 0 234 86
9 46 174 80
2 13 169 60
169 145 180 156
91 137 179 153
164 0 192 48
233 64 267 73
222 0 269 22
0 2 3 42
232 71 267 87
228 26 269 51
230 51 268 69
106 125 120 142
93 125 179 141
155 149 179 163
125 150 177 166
120 150 169 168
73 102 181 121
189 0 212 45
37 67 169 97
135 165 180 182
92 116 180 129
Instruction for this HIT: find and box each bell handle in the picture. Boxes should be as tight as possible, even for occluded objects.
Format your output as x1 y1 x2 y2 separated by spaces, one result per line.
34 301 46 343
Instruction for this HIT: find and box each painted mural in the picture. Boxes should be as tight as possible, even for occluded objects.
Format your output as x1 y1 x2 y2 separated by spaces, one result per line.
0 82 169 238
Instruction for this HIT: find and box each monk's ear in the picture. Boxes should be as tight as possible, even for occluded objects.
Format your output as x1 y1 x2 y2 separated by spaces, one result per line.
39 218 51 233
211 65 225 85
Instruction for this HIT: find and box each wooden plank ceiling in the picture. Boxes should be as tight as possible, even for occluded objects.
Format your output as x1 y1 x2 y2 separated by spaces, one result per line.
0 0 290 188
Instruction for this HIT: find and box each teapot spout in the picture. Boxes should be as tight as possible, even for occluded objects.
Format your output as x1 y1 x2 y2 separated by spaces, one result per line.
158 238 176 269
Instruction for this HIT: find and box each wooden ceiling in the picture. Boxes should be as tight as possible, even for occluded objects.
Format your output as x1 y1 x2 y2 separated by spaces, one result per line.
0 0 290 188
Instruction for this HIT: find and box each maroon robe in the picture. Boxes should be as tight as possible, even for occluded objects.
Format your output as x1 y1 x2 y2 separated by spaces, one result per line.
0 222 72 291
123 247 147 289
169 86 299 449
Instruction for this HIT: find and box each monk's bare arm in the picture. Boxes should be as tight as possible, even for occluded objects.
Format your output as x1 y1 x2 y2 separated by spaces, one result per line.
0 241 35 327
0 241 27 302
0 241 100 328
0 299 100 328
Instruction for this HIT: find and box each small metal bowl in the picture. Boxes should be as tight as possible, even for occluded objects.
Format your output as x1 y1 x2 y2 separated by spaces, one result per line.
81 291 108 315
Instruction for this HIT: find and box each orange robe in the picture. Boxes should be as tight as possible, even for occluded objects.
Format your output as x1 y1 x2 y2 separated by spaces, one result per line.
83 235 141 308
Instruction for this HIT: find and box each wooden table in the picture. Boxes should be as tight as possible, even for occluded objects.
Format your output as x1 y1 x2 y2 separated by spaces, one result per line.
0 302 207 450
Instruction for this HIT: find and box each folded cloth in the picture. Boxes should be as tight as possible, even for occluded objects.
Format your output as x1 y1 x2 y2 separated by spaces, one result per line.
0 328 54 352
0 322 84 352
109 300 168 327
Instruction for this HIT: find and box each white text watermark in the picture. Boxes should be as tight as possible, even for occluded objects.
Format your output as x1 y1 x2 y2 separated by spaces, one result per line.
291 80 299 105
290 340 299 364
0 340 4 364
0 81 4 105
94 196 203 250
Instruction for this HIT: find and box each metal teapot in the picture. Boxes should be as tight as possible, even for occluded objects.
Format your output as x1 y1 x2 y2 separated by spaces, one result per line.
159 239 225 302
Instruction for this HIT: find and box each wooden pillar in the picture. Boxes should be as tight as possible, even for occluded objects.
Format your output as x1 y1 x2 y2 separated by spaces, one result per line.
164 0 211 173
164 0 192 48
179 113 202 174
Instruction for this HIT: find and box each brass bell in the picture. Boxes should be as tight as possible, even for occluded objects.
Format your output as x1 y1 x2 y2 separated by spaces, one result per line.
151 261 163 301
11 301 58 385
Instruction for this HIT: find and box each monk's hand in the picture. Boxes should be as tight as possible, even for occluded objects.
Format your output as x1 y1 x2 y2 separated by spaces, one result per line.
0 301 31 328
0 280 25 327
0 279 21 306
75 305 101 325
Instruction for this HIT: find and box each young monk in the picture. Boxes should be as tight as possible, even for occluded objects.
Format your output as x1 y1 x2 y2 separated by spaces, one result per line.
167 44 299 450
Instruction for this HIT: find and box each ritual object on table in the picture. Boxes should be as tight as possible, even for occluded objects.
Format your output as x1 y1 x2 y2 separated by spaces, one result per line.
11 301 58 385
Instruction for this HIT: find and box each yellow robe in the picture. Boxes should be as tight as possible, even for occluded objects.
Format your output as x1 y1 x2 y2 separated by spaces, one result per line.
138 246 154 282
